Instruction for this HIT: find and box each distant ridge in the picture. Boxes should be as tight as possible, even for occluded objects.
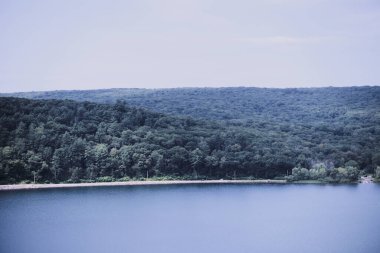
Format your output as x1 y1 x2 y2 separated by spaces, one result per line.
1 86 379 122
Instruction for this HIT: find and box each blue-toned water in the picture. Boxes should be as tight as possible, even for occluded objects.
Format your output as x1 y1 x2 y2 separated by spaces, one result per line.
1 184 380 253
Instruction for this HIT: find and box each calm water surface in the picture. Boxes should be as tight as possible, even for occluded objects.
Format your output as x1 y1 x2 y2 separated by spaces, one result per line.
1 184 380 253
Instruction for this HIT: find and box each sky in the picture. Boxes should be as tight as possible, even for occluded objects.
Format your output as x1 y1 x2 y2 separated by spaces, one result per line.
0 0 379 92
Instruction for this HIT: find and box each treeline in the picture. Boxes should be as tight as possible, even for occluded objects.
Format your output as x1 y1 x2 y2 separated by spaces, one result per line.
287 165 360 183
0 96 379 184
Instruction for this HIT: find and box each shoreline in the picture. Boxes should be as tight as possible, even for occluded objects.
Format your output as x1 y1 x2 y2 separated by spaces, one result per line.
1 178 376 191
0 179 286 191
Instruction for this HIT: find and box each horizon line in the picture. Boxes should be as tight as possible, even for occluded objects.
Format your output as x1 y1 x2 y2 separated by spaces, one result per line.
1 84 379 94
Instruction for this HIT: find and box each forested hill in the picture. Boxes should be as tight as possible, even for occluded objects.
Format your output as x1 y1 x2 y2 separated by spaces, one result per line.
2 87 380 124
0 96 379 184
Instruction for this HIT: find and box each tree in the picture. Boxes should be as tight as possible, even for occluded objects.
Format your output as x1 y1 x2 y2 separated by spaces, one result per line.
190 148 204 179
6 160 27 182
52 148 69 180
205 155 219 177
26 151 42 178
93 144 110 176
290 167 310 181
375 166 380 179
38 161 54 182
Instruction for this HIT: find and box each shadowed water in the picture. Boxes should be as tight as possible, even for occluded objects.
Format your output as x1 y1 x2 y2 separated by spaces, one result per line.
1 184 380 253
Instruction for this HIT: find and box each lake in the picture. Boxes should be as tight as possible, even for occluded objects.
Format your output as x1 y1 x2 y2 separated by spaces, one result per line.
1 183 380 253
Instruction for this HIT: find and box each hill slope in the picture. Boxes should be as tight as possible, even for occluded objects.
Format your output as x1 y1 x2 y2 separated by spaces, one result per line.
2 87 380 125
0 95 379 184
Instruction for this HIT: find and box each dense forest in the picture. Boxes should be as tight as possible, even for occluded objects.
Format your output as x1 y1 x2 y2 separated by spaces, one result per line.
3 87 380 124
1 86 380 184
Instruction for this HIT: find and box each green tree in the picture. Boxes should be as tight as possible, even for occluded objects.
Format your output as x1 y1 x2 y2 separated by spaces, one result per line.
190 148 204 179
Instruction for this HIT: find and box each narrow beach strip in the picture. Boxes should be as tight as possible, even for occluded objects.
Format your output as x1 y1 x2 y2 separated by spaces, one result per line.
0 179 286 191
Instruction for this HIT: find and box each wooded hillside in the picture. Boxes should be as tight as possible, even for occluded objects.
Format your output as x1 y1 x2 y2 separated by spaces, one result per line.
3 87 379 124
1 90 379 183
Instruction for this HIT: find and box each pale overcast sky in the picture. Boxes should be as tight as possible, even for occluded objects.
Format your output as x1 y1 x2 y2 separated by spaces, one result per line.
0 0 379 92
